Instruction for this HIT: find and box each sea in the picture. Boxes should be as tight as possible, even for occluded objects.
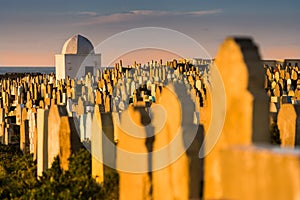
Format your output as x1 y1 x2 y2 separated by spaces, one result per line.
0 67 55 75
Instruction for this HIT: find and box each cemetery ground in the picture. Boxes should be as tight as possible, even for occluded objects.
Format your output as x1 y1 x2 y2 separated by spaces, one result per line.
0 144 119 199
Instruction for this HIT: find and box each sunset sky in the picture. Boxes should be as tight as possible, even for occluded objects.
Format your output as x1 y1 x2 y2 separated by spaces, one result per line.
0 0 299 66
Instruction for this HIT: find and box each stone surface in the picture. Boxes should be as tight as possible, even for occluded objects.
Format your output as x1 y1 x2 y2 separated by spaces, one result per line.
85 112 92 140
47 105 68 168
220 145 300 200
91 105 104 184
278 104 300 147
204 37 270 199
115 105 151 200
37 109 49 177
59 116 71 170
152 84 193 200
20 108 29 153
62 34 94 55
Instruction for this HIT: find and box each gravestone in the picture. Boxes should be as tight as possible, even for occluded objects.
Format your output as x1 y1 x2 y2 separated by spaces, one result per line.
114 105 151 200
48 104 81 170
85 112 92 140
91 105 104 184
0 108 4 144
47 105 68 168
95 90 102 105
15 104 22 125
59 116 71 171
28 108 37 159
204 37 270 199
20 108 29 153
277 104 300 147
152 84 199 200
37 109 49 177
79 114 86 141
77 97 85 115
105 95 111 112
220 145 300 200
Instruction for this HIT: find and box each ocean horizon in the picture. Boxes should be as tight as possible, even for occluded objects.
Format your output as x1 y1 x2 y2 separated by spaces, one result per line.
0 66 55 74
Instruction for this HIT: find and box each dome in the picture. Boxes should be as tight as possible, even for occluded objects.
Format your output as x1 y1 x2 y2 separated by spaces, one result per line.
62 34 94 54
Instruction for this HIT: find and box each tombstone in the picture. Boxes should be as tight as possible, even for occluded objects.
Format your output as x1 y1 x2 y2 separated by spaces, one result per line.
105 95 111 112
91 105 104 184
79 114 87 141
28 108 37 159
273 83 281 97
85 112 92 140
15 104 22 125
37 109 49 177
40 84 46 98
66 99 73 117
58 116 72 171
195 79 201 91
95 90 102 105
274 71 280 82
277 104 300 147
55 90 62 105
20 108 29 153
280 69 285 79
62 93 67 105
47 105 68 168
114 105 151 200
0 108 4 144
33 83 38 100
220 145 300 200
204 37 270 199
77 97 85 115
66 86 72 99
152 83 200 200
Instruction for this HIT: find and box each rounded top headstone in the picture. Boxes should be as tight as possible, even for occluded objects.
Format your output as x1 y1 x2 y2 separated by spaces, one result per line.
62 34 94 54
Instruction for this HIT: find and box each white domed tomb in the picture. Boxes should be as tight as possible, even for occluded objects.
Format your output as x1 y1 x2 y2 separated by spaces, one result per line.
55 34 101 80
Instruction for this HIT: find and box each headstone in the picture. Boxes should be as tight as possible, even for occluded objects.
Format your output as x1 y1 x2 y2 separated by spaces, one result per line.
277 104 300 147
273 83 281 97
77 97 85 115
79 114 86 141
152 84 198 200
91 105 104 184
204 37 270 199
47 105 67 168
105 95 111 112
59 116 71 171
220 145 300 200
85 112 92 140
66 99 73 117
95 90 102 105
28 108 37 159
37 109 49 177
115 105 151 200
20 108 29 153
15 104 22 125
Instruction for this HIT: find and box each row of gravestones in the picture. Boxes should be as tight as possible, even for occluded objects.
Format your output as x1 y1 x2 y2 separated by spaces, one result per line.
0 57 209 170
77 37 300 199
99 37 300 200
0 59 211 199
202 37 300 200
265 64 300 105
2 37 300 199
0 58 209 150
